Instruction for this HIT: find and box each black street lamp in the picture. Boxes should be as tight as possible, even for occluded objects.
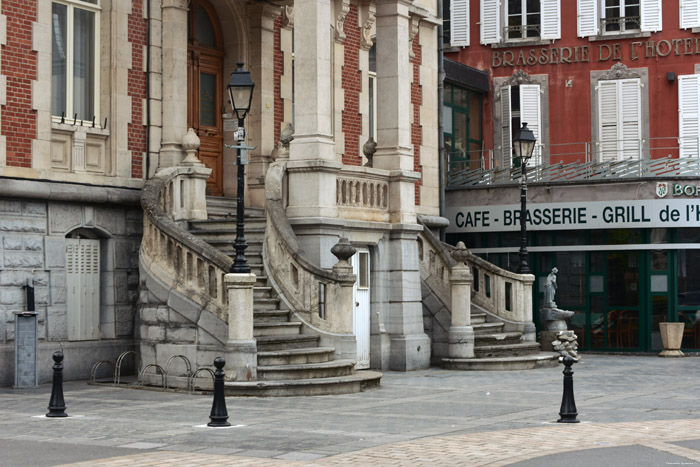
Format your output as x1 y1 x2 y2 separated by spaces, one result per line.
513 122 536 275
227 63 255 274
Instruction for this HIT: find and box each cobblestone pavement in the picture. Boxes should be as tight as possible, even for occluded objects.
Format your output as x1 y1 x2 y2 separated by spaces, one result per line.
1 355 699 466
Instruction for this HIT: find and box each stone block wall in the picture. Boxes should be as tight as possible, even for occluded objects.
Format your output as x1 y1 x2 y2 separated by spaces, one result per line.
0 197 142 386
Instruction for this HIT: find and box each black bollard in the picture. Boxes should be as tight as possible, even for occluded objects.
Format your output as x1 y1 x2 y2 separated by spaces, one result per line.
557 355 579 423
208 357 230 427
46 351 67 418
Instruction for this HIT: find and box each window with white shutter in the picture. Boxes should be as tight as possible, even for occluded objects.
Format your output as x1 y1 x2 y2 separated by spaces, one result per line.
640 0 662 32
500 84 542 168
680 0 700 29
679 75 700 158
450 0 469 47
578 0 599 37
540 0 561 40
66 238 101 340
480 0 500 44
597 79 642 162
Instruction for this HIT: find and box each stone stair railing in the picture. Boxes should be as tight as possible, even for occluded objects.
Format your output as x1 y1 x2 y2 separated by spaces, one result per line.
418 220 536 341
264 161 357 359
141 164 232 323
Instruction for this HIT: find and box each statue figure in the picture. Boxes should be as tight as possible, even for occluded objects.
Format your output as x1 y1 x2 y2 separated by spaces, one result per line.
544 267 558 307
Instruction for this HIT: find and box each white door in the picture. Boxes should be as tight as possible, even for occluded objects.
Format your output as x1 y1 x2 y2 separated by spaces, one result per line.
66 238 100 340
352 248 371 369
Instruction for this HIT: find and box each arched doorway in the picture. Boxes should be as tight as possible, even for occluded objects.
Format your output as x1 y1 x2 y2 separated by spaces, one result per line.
188 0 224 196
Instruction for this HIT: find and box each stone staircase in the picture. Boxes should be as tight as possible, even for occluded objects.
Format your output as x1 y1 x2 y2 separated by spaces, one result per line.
442 306 558 371
186 197 381 396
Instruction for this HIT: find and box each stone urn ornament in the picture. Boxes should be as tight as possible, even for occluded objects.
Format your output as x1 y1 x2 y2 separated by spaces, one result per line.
658 322 685 357
363 137 377 167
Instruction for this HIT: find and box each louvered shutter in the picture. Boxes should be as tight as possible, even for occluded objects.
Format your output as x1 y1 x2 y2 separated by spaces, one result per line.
540 0 561 40
480 0 501 44
577 0 598 37
501 86 512 167
680 0 700 29
619 79 642 159
641 0 662 32
598 81 620 162
679 75 700 158
66 238 100 340
519 85 542 165
451 0 470 46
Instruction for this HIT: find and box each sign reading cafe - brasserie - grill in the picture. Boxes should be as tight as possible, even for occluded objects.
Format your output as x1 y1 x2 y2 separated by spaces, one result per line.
446 200 700 233
492 38 700 68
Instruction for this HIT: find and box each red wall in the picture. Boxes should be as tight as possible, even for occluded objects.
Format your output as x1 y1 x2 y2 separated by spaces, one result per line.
2 0 37 168
447 0 697 163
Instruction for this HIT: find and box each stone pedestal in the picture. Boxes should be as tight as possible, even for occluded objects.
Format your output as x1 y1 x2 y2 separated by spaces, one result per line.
448 247 474 359
224 273 258 381
659 322 685 358
539 330 559 352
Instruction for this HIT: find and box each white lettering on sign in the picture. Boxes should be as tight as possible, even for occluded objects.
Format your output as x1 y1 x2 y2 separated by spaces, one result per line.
445 200 700 233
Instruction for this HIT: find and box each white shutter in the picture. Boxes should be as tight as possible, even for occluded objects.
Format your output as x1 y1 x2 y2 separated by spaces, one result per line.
577 0 599 37
501 86 512 167
680 0 700 29
598 81 620 162
451 0 470 47
540 0 561 40
679 75 700 158
480 0 501 44
640 0 662 32
619 79 641 159
519 84 542 165
66 238 100 341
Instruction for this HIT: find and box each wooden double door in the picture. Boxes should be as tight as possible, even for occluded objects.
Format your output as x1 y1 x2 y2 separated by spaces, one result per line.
188 0 224 196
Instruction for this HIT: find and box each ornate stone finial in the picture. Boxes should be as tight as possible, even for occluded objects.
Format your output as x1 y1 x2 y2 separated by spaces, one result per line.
331 237 356 269
363 136 376 167
335 0 351 43
282 5 294 29
181 128 202 165
451 241 469 264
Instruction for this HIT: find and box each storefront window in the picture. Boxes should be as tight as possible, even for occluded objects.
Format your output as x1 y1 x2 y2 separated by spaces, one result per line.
678 250 700 306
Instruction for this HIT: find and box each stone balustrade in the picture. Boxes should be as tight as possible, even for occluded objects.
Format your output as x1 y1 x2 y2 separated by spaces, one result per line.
335 167 390 222
141 166 232 323
418 223 536 341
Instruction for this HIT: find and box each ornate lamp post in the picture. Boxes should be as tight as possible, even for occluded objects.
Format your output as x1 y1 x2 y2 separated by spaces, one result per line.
513 122 536 274
227 63 255 273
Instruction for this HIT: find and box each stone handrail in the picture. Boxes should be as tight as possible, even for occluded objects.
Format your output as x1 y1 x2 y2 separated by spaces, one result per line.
141 166 232 323
265 161 356 335
417 220 535 339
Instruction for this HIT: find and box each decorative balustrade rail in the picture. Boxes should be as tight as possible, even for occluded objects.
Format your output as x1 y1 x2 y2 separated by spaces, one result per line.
418 220 535 338
335 167 391 223
141 166 232 323
265 162 356 335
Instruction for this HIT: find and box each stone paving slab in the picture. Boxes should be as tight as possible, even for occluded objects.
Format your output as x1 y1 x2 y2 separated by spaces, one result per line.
0 355 699 466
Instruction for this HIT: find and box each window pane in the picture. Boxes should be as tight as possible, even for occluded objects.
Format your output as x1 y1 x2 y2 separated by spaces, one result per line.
195 6 217 47
651 296 667 351
52 3 67 117
678 250 700 306
607 252 639 307
73 8 95 121
199 72 216 127
369 44 377 73
679 310 700 350
555 252 586 307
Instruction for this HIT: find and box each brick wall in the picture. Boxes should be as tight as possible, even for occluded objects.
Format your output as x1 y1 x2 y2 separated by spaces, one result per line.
128 0 147 179
412 32 422 206
273 16 284 146
342 5 362 166
1 0 37 168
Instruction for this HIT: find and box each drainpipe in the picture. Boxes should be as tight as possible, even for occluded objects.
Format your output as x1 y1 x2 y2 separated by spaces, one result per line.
437 0 446 242
145 0 152 179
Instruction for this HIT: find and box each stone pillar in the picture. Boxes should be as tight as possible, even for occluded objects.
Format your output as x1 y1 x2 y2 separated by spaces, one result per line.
224 273 257 382
245 4 280 208
328 238 357 335
177 129 211 221
448 242 474 359
159 0 188 167
287 0 341 223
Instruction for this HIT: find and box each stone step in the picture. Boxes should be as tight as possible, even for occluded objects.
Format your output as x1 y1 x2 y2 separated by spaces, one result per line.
223 371 382 397
474 332 523 346
255 334 320 351
254 286 274 299
254 297 282 311
474 342 542 358
441 353 560 371
253 321 302 337
471 312 487 324
191 232 265 245
190 218 268 231
257 347 336 366
254 310 290 323
206 197 266 219
257 359 355 381
472 322 504 335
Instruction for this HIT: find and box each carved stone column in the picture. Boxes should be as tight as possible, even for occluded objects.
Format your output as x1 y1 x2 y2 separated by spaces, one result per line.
448 242 474 359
